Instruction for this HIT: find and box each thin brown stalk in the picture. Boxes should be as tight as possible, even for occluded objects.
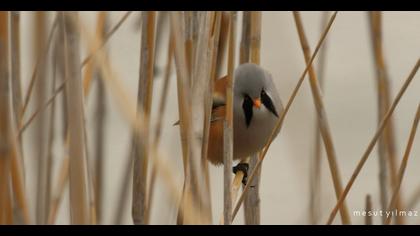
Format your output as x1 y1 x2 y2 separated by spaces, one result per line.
239 11 251 64
47 11 133 225
153 12 168 76
10 131 31 224
309 11 329 225
171 11 210 225
200 12 222 222
293 11 351 224
0 11 11 224
62 11 90 225
74 11 203 225
75 12 207 225
231 11 338 222
368 11 403 225
365 195 373 225
20 15 58 120
216 12 229 78
81 11 133 67
34 11 49 225
91 11 108 225
45 43 59 223
243 11 262 225
326 58 420 225
5 177 13 224
189 11 213 224
385 103 420 225
145 31 174 224
10 11 23 136
132 11 156 225
223 11 236 225
10 11 29 224
113 147 133 225
17 78 67 137
47 153 69 224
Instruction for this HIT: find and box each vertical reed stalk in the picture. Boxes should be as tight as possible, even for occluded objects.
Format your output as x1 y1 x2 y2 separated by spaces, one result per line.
368 11 403 225
189 11 213 224
10 11 30 224
385 103 420 225
91 11 108 225
293 11 351 224
171 11 209 225
309 11 329 225
231 12 338 222
223 11 237 225
145 32 174 224
62 11 90 225
34 11 49 225
327 59 420 224
10 11 23 141
0 12 11 224
243 11 262 225
44 41 58 224
132 11 156 225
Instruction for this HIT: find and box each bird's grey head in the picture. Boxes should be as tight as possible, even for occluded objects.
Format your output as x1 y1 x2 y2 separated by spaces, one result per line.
233 63 281 127
234 63 268 99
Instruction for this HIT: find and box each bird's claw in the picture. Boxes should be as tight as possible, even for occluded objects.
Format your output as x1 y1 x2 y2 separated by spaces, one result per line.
232 163 249 186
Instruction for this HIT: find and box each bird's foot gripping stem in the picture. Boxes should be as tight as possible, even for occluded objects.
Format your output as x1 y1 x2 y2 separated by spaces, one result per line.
232 163 249 186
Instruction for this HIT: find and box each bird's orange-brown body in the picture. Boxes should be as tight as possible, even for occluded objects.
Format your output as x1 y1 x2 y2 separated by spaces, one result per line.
207 76 233 165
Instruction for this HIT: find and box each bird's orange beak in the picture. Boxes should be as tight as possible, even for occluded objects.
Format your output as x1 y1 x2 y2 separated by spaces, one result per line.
253 98 261 109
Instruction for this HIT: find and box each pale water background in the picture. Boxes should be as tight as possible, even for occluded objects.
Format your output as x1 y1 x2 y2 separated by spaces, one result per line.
18 11 420 224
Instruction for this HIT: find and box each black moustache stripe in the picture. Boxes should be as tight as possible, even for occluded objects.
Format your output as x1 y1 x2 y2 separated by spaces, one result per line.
261 91 278 117
242 95 253 127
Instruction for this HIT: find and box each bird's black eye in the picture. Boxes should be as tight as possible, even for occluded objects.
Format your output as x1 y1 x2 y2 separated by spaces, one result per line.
261 89 278 117
242 94 253 127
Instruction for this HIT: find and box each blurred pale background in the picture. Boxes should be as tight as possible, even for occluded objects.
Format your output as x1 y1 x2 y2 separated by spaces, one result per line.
19 11 420 224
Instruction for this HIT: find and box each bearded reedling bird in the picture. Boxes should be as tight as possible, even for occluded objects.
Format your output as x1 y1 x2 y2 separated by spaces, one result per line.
207 63 283 184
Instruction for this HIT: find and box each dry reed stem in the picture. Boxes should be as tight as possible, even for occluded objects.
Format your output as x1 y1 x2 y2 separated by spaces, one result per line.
145 30 174 224
384 103 420 225
88 11 108 224
368 11 403 225
0 11 11 224
8 11 30 225
293 11 351 224
365 195 373 225
190 12 213 223
326 58 420 225
369 12 388 221
243 11 262 225
215 12 229 78
62 11 90 224
47 153 69 224
73 12 205 225
10 12 23 136
239 11 251 64
10 132 31 224
132 11 156 225
172 11 212 225
33 11 49 225
309 11 330 225
223 11 236 225
36 12 134 224
20 15 58 120
231 11 338 222
81 11 133 67
45 44 58 223
113 148 133 224
201 12 222 212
